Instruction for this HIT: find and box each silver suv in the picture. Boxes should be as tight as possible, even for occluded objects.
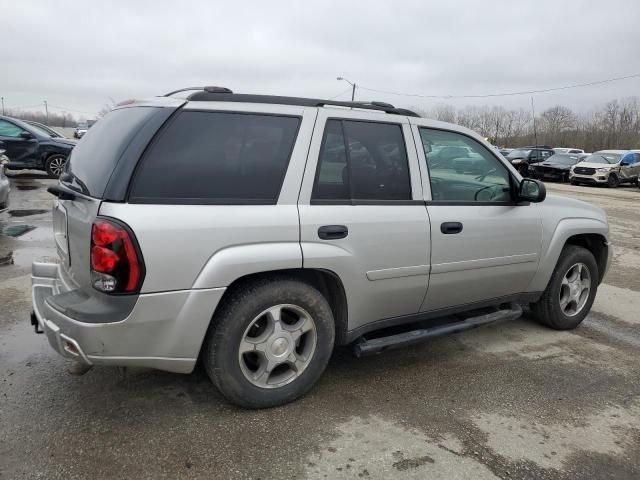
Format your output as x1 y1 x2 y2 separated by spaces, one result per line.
32 87 612 408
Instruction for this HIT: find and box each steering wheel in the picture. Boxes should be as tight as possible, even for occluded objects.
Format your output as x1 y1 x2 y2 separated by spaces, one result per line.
474 184 499 201
475 168 496 182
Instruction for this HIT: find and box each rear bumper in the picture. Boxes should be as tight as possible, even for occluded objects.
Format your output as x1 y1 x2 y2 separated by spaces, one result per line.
31 261 225 373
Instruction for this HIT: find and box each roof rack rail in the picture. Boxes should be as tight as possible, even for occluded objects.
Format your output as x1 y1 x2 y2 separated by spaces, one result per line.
163 86 233 97
167 89 419 117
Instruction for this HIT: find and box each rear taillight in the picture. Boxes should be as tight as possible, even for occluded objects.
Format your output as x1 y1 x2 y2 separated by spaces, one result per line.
90 218 144 293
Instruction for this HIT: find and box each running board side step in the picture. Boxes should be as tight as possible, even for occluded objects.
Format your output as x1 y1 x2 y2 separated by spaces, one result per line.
352 303 523 357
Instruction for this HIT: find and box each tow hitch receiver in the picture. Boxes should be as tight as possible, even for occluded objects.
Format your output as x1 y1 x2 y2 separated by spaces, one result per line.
30 311 44 334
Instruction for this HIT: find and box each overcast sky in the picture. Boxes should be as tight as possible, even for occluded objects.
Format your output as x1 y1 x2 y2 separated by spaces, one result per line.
1 0 639 119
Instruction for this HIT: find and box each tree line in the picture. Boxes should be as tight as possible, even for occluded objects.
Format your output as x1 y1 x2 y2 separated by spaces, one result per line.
3 109 79 128
415 96 640 151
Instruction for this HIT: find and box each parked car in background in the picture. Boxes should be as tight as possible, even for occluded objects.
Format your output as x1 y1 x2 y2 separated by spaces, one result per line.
506 146 555 175
499 148 513 157
0 150 10 213
74 123 89 139
553 147 584 154
570 150 640 187
0 115 76 178
24 120 65 138
33 87 611 408
529 153 585 182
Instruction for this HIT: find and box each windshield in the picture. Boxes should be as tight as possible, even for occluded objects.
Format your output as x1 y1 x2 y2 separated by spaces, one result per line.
507 149 530 159
584 153 621 164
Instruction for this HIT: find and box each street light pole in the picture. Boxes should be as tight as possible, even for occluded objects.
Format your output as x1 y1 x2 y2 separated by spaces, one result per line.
531 96 538 147
1 97 4 115
44 100 49 124
336 77 356 101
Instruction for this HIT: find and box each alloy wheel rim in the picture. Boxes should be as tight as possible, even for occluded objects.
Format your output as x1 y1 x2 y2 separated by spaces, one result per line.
559 262 591 317
238 304 317 389
49 157 66 176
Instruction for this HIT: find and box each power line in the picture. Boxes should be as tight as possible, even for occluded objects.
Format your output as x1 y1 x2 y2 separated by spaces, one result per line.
357 72 640 100
329 87 353 100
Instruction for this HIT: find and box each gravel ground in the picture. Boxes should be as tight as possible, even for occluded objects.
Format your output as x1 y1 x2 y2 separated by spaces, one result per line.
1 174 639 479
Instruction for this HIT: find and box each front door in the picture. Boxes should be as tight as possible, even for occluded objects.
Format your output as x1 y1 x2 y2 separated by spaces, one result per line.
0 119 38 166
412 121 543 312
298 110 430 333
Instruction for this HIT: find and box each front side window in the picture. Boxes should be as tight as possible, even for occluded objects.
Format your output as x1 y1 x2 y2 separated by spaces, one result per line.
0 120 24 137
419 128 512 202
312 119 412 201
130 111 300 203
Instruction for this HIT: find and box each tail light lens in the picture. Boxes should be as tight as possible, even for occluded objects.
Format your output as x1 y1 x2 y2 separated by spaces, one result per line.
90 218 144 293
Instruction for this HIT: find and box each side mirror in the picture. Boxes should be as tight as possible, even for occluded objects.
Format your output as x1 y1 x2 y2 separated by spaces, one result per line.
519 178 546 203
620 161 629 166
20 131 34 139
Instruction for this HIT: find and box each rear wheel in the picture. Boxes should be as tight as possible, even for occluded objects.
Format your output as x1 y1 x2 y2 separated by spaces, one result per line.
531 245 598 330
607 173 620 187
45 154 67 178
203 278 335 408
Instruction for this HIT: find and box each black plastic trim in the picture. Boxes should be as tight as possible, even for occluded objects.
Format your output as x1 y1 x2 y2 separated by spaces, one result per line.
345 292 542 343
45 287 138 324
102 105 182 201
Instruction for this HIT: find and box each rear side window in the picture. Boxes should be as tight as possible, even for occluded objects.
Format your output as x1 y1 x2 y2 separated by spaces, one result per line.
312 119 411 201
129 111 300 204
65 107 161 197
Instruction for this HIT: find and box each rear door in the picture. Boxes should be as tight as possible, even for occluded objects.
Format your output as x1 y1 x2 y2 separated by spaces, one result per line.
411 120 543 312
298 109 430 334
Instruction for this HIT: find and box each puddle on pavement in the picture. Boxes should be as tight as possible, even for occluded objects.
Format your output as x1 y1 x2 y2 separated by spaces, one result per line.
2 225 36 238
8 209 49 218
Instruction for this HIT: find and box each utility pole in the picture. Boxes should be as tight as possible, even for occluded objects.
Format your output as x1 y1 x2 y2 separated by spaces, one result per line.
1 97 4 115
44 100 49 124
337 77 356 101
531 97 538 147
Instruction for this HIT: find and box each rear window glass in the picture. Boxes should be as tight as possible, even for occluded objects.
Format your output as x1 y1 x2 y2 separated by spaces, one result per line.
129 111 300 204
65 107 160 197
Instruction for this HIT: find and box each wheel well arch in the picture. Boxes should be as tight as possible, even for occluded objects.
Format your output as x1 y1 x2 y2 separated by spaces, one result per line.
564 233 608 283
215 268 350 345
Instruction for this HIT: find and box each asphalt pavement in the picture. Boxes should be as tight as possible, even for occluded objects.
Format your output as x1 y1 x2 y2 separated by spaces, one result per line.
1 173 639 479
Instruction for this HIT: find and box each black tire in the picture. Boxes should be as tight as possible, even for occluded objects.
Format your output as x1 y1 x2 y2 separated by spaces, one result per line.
570 180 579 186
607 173 619 188
203 278 335 408
45 154 67 178
531 245 598 330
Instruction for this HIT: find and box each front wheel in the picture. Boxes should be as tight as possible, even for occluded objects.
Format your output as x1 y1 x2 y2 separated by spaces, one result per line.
45 154 67 178
531 245 598 330
203 278 335 408
607 173 620 187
